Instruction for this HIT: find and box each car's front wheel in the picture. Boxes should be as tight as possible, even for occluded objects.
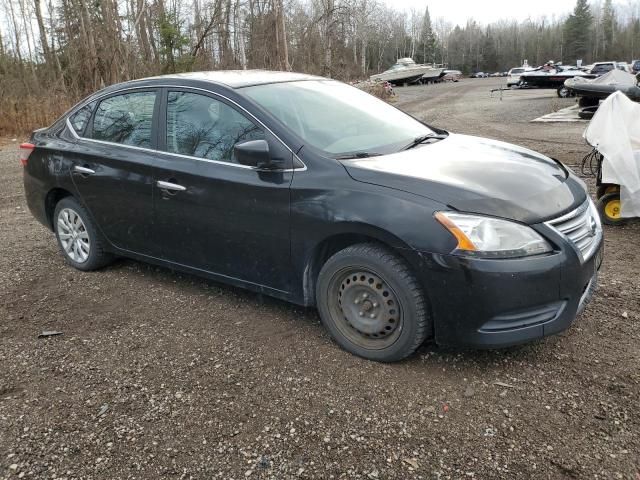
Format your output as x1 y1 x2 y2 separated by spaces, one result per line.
316 243 430 362
53 197 113 271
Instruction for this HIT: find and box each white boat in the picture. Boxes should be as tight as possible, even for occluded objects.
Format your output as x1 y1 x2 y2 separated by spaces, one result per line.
370 58 444 85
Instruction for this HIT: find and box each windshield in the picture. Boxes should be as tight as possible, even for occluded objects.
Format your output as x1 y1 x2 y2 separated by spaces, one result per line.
243 80 434 156
510 68 524 74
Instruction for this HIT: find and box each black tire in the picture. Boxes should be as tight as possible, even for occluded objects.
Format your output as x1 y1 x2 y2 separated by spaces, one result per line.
596 184 618 199
578 96 599 108
597 192 627 226
316 243 430 362
578 106 598 120
53 196 114 271
557 86 571 98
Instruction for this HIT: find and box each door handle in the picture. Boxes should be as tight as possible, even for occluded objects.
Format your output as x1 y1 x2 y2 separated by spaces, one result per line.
73 165 95 175
157 180 186 192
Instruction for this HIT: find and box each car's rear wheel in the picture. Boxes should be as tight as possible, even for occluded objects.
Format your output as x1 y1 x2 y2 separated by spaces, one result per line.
557 86 572 98
53 197 113 271
316 243 430 362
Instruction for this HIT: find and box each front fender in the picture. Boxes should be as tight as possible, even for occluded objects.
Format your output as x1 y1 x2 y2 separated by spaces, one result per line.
289 173 457 305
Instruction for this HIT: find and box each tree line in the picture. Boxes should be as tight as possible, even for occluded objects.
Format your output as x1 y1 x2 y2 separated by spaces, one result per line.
1 0 639 134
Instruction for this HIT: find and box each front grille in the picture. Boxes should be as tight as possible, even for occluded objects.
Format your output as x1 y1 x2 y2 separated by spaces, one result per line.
546 200 602 262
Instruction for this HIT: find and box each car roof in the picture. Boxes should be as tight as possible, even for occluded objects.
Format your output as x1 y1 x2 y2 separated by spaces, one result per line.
140 70 327 88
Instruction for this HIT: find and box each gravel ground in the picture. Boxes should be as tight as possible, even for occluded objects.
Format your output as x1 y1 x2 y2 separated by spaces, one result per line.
1 77 639 480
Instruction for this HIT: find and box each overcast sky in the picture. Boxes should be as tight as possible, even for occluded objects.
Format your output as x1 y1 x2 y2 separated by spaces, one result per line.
385 0 595 26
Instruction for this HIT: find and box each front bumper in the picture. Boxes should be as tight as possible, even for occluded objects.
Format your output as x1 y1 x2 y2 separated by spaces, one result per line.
414 234 603 348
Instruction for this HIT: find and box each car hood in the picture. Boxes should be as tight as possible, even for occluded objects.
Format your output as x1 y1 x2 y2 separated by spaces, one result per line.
343 133 587 224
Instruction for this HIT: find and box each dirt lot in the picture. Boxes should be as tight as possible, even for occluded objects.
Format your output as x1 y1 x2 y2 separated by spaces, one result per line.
1 77 639 479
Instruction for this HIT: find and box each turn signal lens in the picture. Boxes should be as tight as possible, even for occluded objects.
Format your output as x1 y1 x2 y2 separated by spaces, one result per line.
434 212 477 251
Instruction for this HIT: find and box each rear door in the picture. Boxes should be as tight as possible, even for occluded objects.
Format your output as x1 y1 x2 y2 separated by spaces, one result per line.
152 88 294 292
69 89 160 256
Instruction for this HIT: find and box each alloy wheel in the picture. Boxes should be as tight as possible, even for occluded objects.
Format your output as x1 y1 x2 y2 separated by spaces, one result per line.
57 208 91 263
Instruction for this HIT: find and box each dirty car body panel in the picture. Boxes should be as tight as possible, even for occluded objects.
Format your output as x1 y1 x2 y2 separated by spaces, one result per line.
23 70 603 349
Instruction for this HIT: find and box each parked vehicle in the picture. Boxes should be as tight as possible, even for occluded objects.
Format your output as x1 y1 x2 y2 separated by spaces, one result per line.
616 62 631 73
631 59 640 74
370 58 444 86
440 70 462 82
22 71 603 362
565 69 640 108
471 72 488 78
587 61 618 75
519 64 595 97
507 67 532 87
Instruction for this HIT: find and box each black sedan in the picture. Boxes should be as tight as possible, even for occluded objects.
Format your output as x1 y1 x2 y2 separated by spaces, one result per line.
22 70 603 362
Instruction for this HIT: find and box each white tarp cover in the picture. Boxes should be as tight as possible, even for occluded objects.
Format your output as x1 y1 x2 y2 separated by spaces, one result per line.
584 90 640 217
588 69 636 86
567 69 636 88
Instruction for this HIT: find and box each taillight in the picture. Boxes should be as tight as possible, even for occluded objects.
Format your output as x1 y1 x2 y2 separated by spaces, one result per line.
19 143 35 167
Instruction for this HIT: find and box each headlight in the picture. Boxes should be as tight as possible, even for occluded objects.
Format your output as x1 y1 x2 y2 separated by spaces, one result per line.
435 212 553 258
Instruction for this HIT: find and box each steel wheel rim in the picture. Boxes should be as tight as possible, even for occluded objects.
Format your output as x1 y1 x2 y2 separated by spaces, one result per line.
327 267 403 350
604 199 621 219
57 208 90 263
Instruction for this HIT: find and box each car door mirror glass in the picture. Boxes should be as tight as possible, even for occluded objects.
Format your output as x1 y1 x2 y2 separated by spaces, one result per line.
234 139 273 168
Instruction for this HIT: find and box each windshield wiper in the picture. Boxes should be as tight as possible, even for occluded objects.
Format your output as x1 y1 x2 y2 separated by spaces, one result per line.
402 133 448 151
334 152 383 160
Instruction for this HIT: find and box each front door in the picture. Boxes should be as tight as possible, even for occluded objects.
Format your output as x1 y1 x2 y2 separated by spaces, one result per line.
152 89 293 293
70 89 160 256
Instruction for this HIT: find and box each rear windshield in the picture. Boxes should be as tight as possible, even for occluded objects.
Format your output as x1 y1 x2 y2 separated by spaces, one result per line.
510 68 524 74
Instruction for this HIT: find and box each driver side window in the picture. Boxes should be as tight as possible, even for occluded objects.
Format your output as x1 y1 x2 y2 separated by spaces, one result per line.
166 91 264 163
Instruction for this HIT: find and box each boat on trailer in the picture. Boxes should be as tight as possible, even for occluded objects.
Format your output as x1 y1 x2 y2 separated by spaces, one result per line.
370 58 445 86
519 64 596 97
565 69 640 102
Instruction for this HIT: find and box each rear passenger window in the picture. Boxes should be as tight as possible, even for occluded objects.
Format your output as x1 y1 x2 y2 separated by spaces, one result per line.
91 91 156 147
166 91 264 163
70 101 96 136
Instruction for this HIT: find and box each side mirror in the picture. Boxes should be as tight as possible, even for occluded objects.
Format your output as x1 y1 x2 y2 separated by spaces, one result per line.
234 139 273 169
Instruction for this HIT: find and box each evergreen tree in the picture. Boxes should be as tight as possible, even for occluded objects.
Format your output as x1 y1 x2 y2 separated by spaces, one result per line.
564 0 593 63
418 7 437 64
158 13 191 73
601 0 615 59
482 27 498 72
632 19 640 61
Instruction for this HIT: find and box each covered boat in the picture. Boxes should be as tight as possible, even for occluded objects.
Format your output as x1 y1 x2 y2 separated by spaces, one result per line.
370 58 444 86
565 69 640 102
